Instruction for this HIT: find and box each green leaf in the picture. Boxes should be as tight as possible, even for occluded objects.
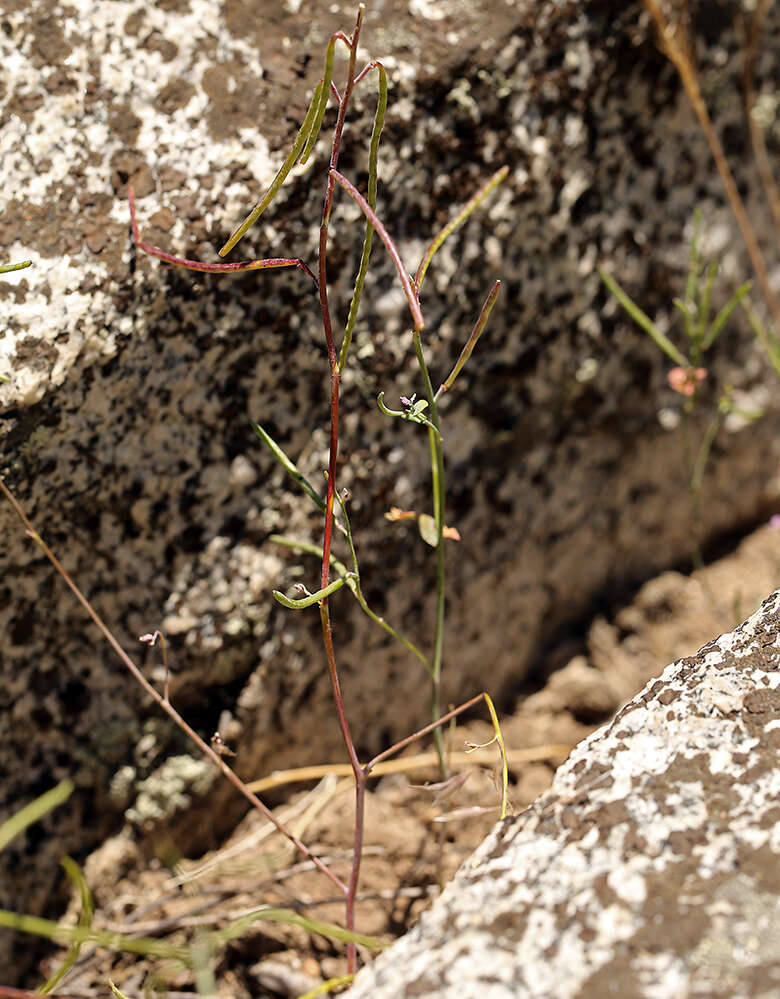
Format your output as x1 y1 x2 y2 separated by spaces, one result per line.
40 855 94 993
598 267 688 367
296 975 355 999
0 909 187 961
0 780 73 853
251 422 325 514
418 513 439 547
703 280 752 350
212 906 386 950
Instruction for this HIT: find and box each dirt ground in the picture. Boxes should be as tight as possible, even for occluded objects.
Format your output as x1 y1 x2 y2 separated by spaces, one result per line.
37 522 780 997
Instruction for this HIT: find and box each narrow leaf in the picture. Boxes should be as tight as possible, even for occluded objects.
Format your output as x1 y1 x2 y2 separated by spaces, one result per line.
0 909 187 961
0 781 73 853
695 260 718 341
39 856 94 994
742 297 780 381
212 906 386 949
703 280 752 349
296 975 355 999
598 267 688 367
0 260 32 274
251 422 325 514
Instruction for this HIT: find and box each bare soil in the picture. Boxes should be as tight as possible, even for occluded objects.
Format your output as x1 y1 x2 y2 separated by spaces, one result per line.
37 523 780 997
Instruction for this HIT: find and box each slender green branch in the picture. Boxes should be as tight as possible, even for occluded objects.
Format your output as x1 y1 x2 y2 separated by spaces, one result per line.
273 575 351 609
271 533 432 676
340 61 387 373
413 330 446 775
703 280 752 349
219 80 326 256
415 166 508 292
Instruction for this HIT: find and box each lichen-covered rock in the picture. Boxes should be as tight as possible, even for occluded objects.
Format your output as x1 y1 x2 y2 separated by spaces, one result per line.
347 589 780 999
2 0 779 980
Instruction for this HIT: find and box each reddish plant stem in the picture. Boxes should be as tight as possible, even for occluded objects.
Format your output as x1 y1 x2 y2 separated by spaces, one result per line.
128 187 318 286
313 10 370 974
366 693 485 773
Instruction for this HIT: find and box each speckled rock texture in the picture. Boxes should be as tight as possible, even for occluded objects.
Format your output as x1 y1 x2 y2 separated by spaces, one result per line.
2 0 779 979
347 589 780 999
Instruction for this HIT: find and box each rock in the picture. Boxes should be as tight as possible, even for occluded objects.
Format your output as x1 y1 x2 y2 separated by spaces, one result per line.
2 0 779 981
347 589 780 999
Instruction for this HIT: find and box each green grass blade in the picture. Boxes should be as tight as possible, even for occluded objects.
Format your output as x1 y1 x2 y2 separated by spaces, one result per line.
339 63 387 374
0 909 188 961
296 976 355 999
695 260 718 341
415 166 508 292
0 780 73 853
742 298 780 382
598 267 688 366
219 81 324 256
703 280 752 349
212 906 386 950
39 856 94 994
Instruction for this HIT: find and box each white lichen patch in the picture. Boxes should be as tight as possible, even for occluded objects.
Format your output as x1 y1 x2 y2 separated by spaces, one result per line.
126 754 215 827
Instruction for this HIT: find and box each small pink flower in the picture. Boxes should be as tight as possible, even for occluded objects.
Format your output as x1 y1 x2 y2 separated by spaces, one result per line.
668 366 707 396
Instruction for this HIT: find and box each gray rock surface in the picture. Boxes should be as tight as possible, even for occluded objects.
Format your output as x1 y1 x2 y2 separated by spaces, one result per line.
2 0 779 980
347 589 780 999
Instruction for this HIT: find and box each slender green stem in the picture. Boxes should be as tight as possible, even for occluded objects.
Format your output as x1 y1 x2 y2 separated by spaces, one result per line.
339 61 387 373
273 575 351 609
413 330 447 777
415 166 508 292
